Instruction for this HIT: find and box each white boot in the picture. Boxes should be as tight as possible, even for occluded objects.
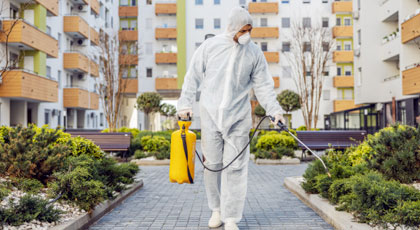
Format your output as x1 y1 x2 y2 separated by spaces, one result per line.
224 220 239 230
208 211 222 228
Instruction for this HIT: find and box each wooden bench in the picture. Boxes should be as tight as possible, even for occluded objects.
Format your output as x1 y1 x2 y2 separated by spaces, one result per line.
295 130 367 160
66 132 131 152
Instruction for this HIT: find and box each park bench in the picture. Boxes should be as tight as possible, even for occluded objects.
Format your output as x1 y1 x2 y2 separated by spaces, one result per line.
295 130 367 160
66 131 131 153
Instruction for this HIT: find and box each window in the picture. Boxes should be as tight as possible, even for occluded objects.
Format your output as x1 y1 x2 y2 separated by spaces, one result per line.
282 42 290 52
58 111 61 127
195 0 203 5
196 91 201 102
261 42 267 52
282 18 290 28
239 0 246 5
398 101 407 125
282 66 292 78
337 43 342 51
46 66 51 79
120 20 129 30
260 18 267 27
46 26 51 35
58 70 61 88
345 66 352 76
129 19 137 30
195 18 204 29
281 0 289 3
44 110 50 125
322 0 328 3
322 42 329 52
337 67 342 76
303 17 311 28
146 68 152 78
336 18 341 26
357 67 362 86
214 18 221 29
132 0 136 6
214 0 220 4
323 90 330 100
344 42 352 51
358 29 361 45
303 0 310 3
344 18 351 26
120 0 128 5
130 66 137 77
146 0 152 5
100 113 104 126
58 33 61 50
322 18 329 28
304 42 311 52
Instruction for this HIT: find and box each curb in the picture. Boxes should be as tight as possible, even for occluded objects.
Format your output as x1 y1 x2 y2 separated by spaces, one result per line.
50 179 144 230
255 158 300 165
131 159 170 166
284 176 372 230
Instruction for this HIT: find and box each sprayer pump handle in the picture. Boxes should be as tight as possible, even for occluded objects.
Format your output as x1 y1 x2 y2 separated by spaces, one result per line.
269 115 287 130
178 112 192 121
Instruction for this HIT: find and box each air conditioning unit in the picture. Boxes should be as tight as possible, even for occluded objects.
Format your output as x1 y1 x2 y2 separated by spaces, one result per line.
354 48 361 57
353 11 360 20
77 74 86 80
76 38 85 45
77 5 85 11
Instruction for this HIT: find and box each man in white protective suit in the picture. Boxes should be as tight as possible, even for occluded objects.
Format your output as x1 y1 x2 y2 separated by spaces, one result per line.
177 7 285 230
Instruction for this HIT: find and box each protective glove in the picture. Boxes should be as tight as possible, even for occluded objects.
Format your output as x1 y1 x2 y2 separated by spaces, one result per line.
177 108 193 120
271 114 286 127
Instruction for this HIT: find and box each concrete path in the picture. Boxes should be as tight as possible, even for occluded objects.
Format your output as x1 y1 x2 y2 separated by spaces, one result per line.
89 156 333 230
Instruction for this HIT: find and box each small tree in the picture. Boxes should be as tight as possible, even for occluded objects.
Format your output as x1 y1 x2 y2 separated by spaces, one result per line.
277 90 301 127
160 103 176 117
136 92 162 130
254 104 266 118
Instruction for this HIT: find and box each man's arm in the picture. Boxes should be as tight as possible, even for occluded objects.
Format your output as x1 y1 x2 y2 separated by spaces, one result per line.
250 50 283 117
177 44 206 112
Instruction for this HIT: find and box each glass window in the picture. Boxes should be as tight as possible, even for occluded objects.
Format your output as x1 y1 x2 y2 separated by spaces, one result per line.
261 42 267 52
260 18 267 27
46 66 51 78
322 42 329 52
58 70 61 88
303 0 310 3
303 17 311 28
358 29 361 45
195 0 203 5
322 18 329 28
120 20 129 30
100 113 104 126
281 0 289 3
146 0 152 5
282 42 290 52
322 0 328 3
120 0 128 6
337 43 342 51
131 0 136 6
195 18 204 29
129 19 137 30
344 18 351 26
146 68 152 78
304 42 311 52
344 43 352 51
337 67 342 76
345 66 352 76
239 0 246 5
58 111 61 127
336 18 341 26
214 18 221 29
130 66 137 77
58 33 61 50
282 18 290 28
44 110 50 125
214 0 220 4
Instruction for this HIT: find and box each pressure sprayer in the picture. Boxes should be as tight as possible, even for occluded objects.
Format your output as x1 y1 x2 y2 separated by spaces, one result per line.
169 115 330 184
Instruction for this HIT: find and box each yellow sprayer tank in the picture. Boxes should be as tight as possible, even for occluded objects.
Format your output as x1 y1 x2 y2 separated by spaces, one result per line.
169 120 196 184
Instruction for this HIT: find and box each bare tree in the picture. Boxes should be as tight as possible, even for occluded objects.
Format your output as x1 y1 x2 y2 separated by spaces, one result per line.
286 21 334 130
97 31 138 132
0 2 30 79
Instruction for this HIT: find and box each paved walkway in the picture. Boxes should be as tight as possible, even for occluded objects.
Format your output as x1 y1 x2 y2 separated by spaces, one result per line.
90 155 333 230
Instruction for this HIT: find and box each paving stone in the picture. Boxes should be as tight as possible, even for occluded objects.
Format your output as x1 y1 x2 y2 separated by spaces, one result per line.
89 144 333 230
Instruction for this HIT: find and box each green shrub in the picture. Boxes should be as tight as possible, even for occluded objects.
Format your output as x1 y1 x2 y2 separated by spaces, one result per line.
256 133 297 150
315 174 333 199
13 178 44 194
364 125 420 183
141 135 170 159
302 158 329 193
57 136 103 159
254 146 294 159
385 200 420 228
328 178 353 205
134 150 148 159
0 195 62 226
0 184 10 200
49 166 105 211
296 125 307 131
0 125 71 183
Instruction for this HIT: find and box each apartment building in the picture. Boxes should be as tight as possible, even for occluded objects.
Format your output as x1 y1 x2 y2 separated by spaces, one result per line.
130 0 337 130
0 0 118 129
329 0 420 133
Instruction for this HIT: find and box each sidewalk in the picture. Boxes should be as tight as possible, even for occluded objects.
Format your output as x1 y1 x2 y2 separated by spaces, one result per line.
90 155 333 230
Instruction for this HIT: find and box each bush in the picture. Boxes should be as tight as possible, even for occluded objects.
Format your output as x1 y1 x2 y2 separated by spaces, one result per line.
0 125 71 183
364 125 420 183
12 178 44 194
134 150 148 159
141 135 170 159
296 125 307 131
254 146 294 159
0 184 10 200
256 133 297 150
315 174 333 199
302 158 329 193
0 195 62 226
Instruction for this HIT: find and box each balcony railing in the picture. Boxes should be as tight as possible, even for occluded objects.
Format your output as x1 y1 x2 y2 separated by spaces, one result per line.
63 16 89 39
63 87 90 109
248 2 278 14
264 52 279 63
90 0 100 15
155 28 177 39
121 78 138 94
251 27 279 38
333 26 353 38
155 78 178 90
119 54 138 65
155 3 177 15
89 92 99 110
334 99 357 112
119 6 138 17
90 27 99 46
333 76 354 88
332 1 353 14
63 51 90 73
333 51 354 63
402 64 420 95
155 53 177 64
90 60 99 77
0 69 58 102
0 19 58 58
35 0 59 16
401 12 420 44
119 30 138 41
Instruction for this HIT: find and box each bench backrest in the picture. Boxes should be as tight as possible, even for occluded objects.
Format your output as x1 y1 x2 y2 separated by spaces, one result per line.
67 132 131 151
295 130 367 149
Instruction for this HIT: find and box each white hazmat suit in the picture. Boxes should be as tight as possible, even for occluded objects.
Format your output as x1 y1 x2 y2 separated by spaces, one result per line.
177 7 282 224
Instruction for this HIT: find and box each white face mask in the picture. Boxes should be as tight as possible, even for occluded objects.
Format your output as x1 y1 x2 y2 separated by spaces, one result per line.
237 32 251 45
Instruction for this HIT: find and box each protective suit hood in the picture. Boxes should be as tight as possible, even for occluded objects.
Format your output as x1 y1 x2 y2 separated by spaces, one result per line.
225 7 253 39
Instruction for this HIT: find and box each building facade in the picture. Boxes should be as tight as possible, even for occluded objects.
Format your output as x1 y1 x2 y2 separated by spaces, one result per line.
0 0 119 129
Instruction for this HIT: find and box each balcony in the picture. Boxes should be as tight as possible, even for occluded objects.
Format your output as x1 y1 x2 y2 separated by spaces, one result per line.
63 88 90 109
155 78 180 98
155 28 177 40
90 0 100 15
251 27 279 38
119 30 138 41
119 54 138 65
402 65 420 95
63 16 89 39
90 60 99 77
264 52 279 63
90 28 99 46
155 53 177 64
401 13 420 44
89 92 99 110
119 6 138 17
35 0 59 16
334 99 357 112
273 76 280 88
248 2 278 14
0 70 58 102
380 0 398 22
333 26 353 38
0 20 58 58
332 1 352 14
333 76 354 88
155 3 177 15
63 52 90 73
333 51 354 63
381 35 400 61
121 78 138 94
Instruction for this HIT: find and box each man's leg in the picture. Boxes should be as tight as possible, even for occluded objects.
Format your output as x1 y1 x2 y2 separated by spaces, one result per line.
220 135 250 223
